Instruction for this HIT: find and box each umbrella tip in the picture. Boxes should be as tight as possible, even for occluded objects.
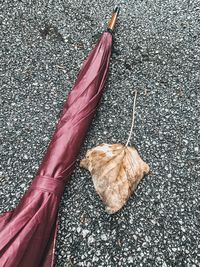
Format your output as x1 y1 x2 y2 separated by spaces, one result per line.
107 7 120 32
114 6 120 16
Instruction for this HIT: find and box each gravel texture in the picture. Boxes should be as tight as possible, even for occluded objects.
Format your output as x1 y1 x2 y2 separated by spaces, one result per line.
0 0 200 266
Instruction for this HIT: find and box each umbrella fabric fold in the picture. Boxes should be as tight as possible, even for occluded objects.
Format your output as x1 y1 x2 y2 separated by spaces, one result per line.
0 8 119 266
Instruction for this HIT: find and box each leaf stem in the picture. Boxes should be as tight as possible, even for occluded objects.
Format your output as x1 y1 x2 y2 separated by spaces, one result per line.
125 90 137 147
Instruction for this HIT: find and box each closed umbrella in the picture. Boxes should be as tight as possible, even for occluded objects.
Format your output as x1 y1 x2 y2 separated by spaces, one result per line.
0 7 120 267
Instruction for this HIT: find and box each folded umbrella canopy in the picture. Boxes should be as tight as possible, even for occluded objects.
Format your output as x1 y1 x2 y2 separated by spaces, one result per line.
0 7 120 267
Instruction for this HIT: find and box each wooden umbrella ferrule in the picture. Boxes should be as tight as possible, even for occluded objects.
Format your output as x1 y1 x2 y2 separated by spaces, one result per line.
107 7 120 31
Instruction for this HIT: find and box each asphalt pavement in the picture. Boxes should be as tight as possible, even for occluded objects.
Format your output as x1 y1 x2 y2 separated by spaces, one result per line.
0 0 200 266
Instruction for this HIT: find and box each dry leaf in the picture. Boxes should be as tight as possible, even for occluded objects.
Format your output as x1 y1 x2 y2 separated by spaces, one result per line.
80 143 149 214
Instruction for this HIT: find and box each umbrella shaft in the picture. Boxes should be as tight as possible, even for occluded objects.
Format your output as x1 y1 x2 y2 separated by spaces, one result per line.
107 13 118 31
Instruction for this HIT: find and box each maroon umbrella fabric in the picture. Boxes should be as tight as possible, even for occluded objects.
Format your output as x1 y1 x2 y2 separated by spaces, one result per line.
0 8 119 267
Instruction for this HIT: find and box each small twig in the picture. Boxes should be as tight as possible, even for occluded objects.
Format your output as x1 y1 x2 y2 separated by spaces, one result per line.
125 90 137 147
55 65 64 69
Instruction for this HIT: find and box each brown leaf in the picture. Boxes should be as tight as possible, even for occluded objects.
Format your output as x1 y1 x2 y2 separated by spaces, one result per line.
80 143 150 214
